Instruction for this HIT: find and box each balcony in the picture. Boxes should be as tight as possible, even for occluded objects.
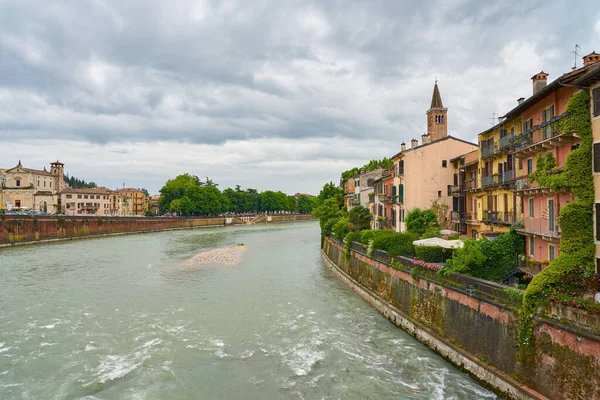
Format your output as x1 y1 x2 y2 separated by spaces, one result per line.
482 175 495 187
482 210 522 225
518 217 561 240
499 133 515 150
481 142 496 158
463 180 477 191
481 170 515 188
513 112 577 158
448 185 461 196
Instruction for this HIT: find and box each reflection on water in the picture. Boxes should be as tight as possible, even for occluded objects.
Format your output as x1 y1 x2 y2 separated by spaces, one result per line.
0 222 497 399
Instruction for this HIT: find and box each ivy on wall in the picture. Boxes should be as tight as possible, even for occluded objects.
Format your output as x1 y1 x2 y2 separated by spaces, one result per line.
519 90 595 359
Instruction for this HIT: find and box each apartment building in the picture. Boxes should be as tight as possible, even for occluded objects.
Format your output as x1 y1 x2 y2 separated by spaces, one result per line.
390 83 478 232
116 188 150 216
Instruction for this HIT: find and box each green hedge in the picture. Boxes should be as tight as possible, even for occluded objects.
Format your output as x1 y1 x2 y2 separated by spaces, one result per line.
359 230 417 257
414 246 453 263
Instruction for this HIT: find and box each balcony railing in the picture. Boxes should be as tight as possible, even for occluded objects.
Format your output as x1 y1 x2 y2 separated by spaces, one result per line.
521 217 561 239
482 210 523 225
482 176 495 187
463 180 477 190
499 134 514 150
481 170 515 187
499 169 515 184
481 142 496 158
448 185 461 195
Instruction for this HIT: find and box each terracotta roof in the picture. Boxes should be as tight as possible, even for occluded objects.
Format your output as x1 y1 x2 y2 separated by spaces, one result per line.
60 187 112 195
116 188 143 192
391 135 477 160
430 83 444 109
27 168 54 177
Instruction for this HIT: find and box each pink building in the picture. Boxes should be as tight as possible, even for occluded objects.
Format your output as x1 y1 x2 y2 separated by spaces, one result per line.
390 83 478 232
511 67 591 265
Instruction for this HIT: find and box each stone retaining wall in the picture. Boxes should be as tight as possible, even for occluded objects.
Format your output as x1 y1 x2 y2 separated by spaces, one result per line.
0 214 315 246
323 236 600 400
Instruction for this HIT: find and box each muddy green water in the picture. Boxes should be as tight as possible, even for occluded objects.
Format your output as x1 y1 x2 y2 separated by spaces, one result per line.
0 222 497 399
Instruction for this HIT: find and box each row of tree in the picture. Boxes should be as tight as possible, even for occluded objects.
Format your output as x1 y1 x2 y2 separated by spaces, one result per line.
158 174 319 216
64 174 97 189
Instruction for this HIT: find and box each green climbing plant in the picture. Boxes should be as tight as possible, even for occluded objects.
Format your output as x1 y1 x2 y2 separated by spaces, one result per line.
519 90 595 360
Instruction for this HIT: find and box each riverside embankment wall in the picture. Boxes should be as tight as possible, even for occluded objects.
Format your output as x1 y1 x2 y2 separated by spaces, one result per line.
322 236 600 400
0 214 315 247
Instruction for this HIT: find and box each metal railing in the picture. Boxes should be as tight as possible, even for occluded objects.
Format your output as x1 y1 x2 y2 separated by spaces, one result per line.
448 185 461 195
463 180 477 190
481 142 496 158
499 134 514 150
482 176 495 187
522 217 561 238
482 210 522 225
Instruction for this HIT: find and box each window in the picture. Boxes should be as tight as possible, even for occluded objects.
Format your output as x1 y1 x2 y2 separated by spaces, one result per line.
44 181 46 187
549 245 555 261
527 158 533 175
77 210 82 214
398 184 404 204
77 195 82 199
442 160 447 168
84 195 88 199
15 200 21 207
593 86 600 117
529 198 534 218
38 181 40 186
438 190 442 198
529 236 535 256
49 182 51 188
399 160 404 174
548 199 555 232
571 144 580 151
596 203 600 241
354 179 359 187
518 159 523 170
66 203 70 209
16 179 20 187
66 195 72 199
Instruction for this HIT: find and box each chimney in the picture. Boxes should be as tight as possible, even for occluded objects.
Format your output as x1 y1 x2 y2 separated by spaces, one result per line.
531 71 548 95
401 142 406 152
517 97 525 105
421 134 427 144
583 51 600 67
411 138 418 149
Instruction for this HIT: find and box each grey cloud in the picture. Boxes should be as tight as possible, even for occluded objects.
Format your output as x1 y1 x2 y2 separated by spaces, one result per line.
1 0 599 193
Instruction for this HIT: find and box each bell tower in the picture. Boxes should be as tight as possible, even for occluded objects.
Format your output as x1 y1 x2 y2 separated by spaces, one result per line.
426 81 448 142
50 160 66 191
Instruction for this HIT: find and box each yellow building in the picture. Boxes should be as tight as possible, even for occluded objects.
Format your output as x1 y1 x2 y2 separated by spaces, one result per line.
116 188 150 216
465 116 524 238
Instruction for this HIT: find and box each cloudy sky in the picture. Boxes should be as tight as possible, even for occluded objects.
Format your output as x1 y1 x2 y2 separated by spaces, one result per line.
1 0 599 195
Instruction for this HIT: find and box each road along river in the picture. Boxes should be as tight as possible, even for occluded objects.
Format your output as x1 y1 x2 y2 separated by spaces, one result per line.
0 221 497 399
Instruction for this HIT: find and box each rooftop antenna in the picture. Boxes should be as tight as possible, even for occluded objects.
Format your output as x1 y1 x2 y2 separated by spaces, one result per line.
489 112 497 127
572 44 581 70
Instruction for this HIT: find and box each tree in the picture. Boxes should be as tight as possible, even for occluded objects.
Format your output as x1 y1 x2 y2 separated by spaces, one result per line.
141 188 150 197
405 208 439 237
313 198 345 236
298 195 318 214
348 205 372 232
318 182 343 205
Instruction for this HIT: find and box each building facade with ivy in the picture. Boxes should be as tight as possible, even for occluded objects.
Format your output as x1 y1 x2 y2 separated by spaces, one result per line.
572 51 600 273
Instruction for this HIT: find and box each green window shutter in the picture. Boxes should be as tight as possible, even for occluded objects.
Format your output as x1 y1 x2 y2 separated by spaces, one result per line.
391 186 396 196
398 184 404 203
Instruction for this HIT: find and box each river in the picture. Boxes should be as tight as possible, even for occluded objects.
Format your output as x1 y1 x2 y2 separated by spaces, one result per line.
0 222 497 399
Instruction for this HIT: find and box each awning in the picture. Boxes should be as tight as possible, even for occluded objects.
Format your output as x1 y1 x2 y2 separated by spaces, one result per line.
413 237 464 249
